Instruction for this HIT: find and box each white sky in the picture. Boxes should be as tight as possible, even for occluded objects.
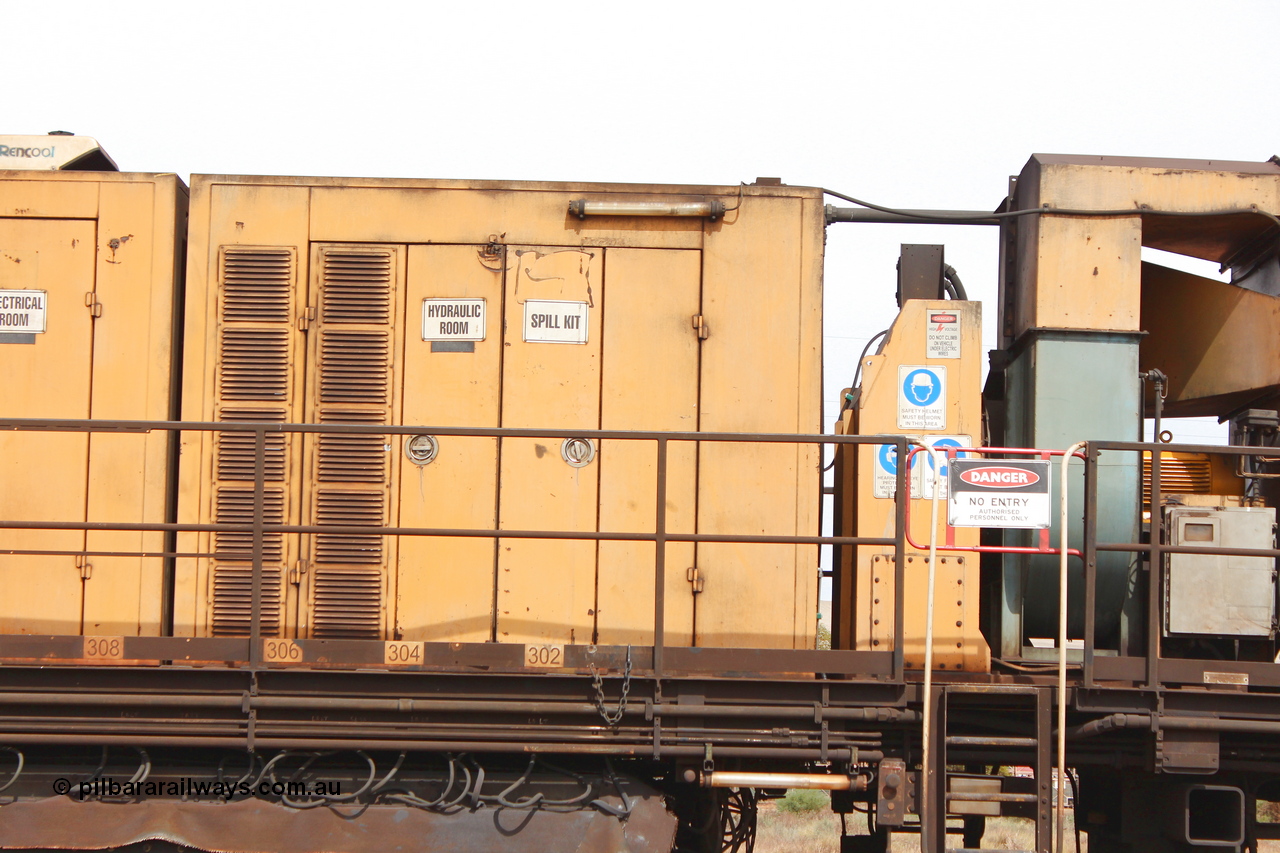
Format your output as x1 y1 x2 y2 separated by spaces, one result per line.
10 0 1278 599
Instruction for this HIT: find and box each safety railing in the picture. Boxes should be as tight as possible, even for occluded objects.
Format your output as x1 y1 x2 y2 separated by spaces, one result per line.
0 417 914 681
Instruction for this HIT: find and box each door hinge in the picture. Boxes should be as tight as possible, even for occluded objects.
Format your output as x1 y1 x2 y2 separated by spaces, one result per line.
288 559 308 585
84 292 102 318
298 306 317 331
692 314 710 340
686 566 704 594
75 555 93 580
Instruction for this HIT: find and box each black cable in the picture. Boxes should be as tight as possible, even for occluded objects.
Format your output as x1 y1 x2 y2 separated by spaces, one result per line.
943 264 968 300
822 187 1280 230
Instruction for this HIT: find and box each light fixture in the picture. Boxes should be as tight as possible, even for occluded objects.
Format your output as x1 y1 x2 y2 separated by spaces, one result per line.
569 199 726 220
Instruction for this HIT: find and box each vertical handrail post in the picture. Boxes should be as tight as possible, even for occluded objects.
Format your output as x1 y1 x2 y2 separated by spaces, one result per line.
1083 444 1099 687
892 438 907 682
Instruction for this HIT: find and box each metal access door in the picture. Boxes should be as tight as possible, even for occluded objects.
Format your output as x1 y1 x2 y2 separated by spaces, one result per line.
295 245 407 639
395 245 703 647
496 246 703 647
0 218 97 634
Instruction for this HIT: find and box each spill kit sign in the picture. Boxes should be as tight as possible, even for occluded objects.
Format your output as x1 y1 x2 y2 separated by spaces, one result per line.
926 311 960 358
524 299 589 344
422 298 485 341
897 365 946 430
948 459 1050 529
0 290 47 333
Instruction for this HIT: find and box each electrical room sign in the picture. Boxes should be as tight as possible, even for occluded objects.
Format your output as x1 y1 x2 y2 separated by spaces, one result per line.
422 298 486 341
897 365 946 431
948 459 1050 529
0 289 47 334
523 299 589 344
926 310 960 358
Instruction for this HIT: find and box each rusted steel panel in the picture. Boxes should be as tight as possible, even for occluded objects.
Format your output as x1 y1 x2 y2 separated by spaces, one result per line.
0 795 675 853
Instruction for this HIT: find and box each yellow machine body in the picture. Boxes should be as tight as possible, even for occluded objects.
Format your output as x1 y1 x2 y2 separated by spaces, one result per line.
833 299 991 672
0 170 187 636
173 176 824 649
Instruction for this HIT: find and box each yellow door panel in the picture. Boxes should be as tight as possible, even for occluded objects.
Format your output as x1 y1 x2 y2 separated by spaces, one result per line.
0 218 96 634
498 247 601 644
397 245 503 642
83 180 166 635
596 248 700 646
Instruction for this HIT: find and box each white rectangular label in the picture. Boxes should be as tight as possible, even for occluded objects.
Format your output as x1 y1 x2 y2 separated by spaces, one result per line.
948 459 1051 529
926 311 961 358
524 300 589 344
897 365 946 430
1204 671 1248 686
0 289 47 333
422 298 485 341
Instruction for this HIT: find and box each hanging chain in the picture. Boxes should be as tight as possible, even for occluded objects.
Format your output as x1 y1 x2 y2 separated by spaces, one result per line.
589 645 632 726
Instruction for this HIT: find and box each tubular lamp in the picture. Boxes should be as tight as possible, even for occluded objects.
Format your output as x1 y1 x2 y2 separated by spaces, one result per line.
569 199 726 220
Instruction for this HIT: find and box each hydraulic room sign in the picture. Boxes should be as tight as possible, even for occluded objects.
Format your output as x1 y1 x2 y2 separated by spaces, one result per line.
422 298 486 341
948 459 1050 529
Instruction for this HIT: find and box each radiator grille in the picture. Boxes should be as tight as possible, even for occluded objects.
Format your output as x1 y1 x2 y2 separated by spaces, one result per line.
217 409 288 482
318 434 387 482
221 249 293 323
219 329 290 401
319 330 389 405
311 568 383 638
315 490 384 565
214 487 286 563
210 567 283 637
321 251 392 324
1143 452 1213 503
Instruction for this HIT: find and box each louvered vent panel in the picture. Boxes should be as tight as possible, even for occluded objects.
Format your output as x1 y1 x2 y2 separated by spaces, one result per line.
221 249 293 323
1143 452 1213 504
318 435 387 482
319 331 389 405
322 251 392 324
219 329 289 401
211 567 283 637
217 410 288 482
311 568 383 638
315 490 384 564
214 488 286 562
319 408 387 423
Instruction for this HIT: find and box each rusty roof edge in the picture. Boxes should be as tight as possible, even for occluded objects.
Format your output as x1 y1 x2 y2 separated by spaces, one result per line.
186 172 822 198
1030 152 1280 175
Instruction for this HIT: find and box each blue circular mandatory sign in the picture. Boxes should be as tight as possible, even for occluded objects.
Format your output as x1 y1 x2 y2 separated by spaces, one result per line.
877 443 899 474
926 438 969 477
902 368 942 407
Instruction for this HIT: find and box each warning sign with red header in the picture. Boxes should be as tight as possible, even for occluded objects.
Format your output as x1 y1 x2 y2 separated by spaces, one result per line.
926 310 960 358
948 459 1050 529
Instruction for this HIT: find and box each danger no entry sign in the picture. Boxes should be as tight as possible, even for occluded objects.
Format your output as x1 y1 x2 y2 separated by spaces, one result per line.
948 459 1050 529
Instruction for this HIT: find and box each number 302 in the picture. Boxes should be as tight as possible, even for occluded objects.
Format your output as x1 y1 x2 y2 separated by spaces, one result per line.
525 644 563 667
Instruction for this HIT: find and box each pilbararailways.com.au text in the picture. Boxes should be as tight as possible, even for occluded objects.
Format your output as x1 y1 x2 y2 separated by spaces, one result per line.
52 777 342 800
